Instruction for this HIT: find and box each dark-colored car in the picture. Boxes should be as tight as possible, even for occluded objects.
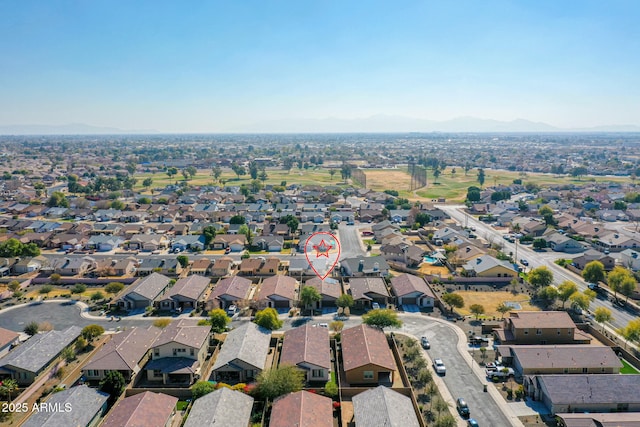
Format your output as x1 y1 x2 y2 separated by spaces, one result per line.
456 398 470 418
520 259 529 266
421 336 430 349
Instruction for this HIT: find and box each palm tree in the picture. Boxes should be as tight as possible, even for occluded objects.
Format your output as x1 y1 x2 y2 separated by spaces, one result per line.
0 378 18 402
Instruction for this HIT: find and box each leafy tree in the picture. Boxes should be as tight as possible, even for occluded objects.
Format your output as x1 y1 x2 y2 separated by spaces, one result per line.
299 286 321 310
211 166 222 182
176 255 189 268
528 266 553 289
569 292 591 312
537 285 558 306
441 292 464 314
434 414 456 427
414 212 431 227
229 215 246 225
476 168 485 188
99 370 126 405
137 197 152 204
142 177 153 189
202 225 217 246
8 281 20 293
258 168 268 183
231 163 246 179
254 307 283 330
75 336 88 352
209 309 231 333
91 291 105 301
82 324 105 341
620 276 637 303
191 381 216 400
166 167 178 178
362 308 402 328
0 378 18 402
0 238 40 257
496 302 511 319
279 214 299 234
24 321 39 336
50 273 61 284
255 365 304 400
582 261 605 284
466 186 481 202
618 318 640 345
185 166 197 180
47 191 69 208
39 284 53 295
608 266 631 300
533 238 547 250
336 293 354 309
329 321 344 332
557 281 578 309
71 283 87 295
105 282 125 294
61 346 76 362
469 304 485 320
594 306 613 331
329 169 336 181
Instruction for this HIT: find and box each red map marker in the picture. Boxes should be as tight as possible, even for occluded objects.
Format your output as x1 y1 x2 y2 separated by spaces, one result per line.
304 232 341 280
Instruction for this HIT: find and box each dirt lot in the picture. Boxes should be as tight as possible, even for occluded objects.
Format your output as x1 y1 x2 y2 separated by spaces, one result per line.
453 291 538 318
363 169 413 191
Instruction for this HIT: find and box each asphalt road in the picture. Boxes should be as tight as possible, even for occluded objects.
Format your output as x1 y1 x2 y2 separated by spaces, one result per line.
438 205 637 330
337 223 366 260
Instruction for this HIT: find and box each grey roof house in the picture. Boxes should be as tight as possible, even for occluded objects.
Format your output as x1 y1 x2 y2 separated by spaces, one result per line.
0 326 81 385
352 386 420 427
341 256 390 277
183 387 254 427
155 275 210 311
115 272 171 310
22 385 108 427
211 322 271 382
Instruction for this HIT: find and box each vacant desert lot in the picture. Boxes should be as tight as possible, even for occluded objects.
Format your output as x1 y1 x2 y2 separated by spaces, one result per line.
363 168 413 191
455 291 538 318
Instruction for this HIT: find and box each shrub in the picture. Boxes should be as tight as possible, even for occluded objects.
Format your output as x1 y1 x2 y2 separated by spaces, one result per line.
324 380 338 397
55 367 65 379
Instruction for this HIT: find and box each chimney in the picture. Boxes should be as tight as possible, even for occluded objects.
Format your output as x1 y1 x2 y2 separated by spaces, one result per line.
358 260 364 272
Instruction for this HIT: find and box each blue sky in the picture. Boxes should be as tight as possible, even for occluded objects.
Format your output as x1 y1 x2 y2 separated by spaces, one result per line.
1 1 639 132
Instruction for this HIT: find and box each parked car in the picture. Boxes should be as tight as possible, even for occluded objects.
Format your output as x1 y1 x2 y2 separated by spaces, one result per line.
520 259 529 266
467 419 479 427
226 305 237 316
421 336 430 349
470 336 489 346
372 302 380 309
456 398 470 418
433 358 446 375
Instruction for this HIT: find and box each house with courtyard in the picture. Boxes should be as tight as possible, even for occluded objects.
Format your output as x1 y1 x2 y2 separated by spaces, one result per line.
211 322 271 383
390 273 435 308
352 385 420 427
462 254 517 278
304 277 342 309
0 326 81 385
101 391 178 427
183 387 254 427
280 324 331 383
144 320 210 386
341 324 395 386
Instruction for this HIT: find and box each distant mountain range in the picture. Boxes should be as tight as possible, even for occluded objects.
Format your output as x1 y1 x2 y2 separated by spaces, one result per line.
1 117 639 135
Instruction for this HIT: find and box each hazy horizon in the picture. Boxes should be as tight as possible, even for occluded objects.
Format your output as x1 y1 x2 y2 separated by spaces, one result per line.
1 1 639 133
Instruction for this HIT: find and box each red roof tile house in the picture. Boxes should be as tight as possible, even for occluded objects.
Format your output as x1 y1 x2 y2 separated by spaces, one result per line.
205 275 252 311
257 275 298 309
270 391 333 427
305 277 342 309
280 324 331 382
390 273 435 308
341 324 395 386
101 391 178 427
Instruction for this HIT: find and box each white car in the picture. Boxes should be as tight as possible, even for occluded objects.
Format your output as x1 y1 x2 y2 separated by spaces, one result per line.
433 358 446 375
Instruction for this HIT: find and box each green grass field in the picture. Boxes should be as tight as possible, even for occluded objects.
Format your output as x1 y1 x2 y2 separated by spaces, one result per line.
134 166 631 203
620 359 640 374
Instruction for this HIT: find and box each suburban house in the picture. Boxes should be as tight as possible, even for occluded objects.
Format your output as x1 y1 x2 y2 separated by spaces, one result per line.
497 345 622 376
189 258 212 275
620 248 640 271
155 275 210 312
341 256 390 277
0 326 81 385
210 257 233 277
544 232 585 253
594 231 640 253
12 257 42 274
352 386 420 427
115 272 172 310
304 277 342 308
212 234 247 251
183 388 254 427
206 275 252 311
348 277 390 309
86 235 124 252
128 234 169 251
525 374 640 414
256 275 298 309
21 385 109 427
101 391 178 427
462 255 517 278
0 327 20 358
136 258 182 276
57 257 94 276
390 273 435 308
211 322 271 383
171 235 206 252
380 243 425 267
341 324 395 385
571 249 616 271
252 235 285 252
288 258 316 277
113 258 136 276
270 391 333 427
82 325 162 382
145 320 210 386
493 311 591 346
280 324 331 383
